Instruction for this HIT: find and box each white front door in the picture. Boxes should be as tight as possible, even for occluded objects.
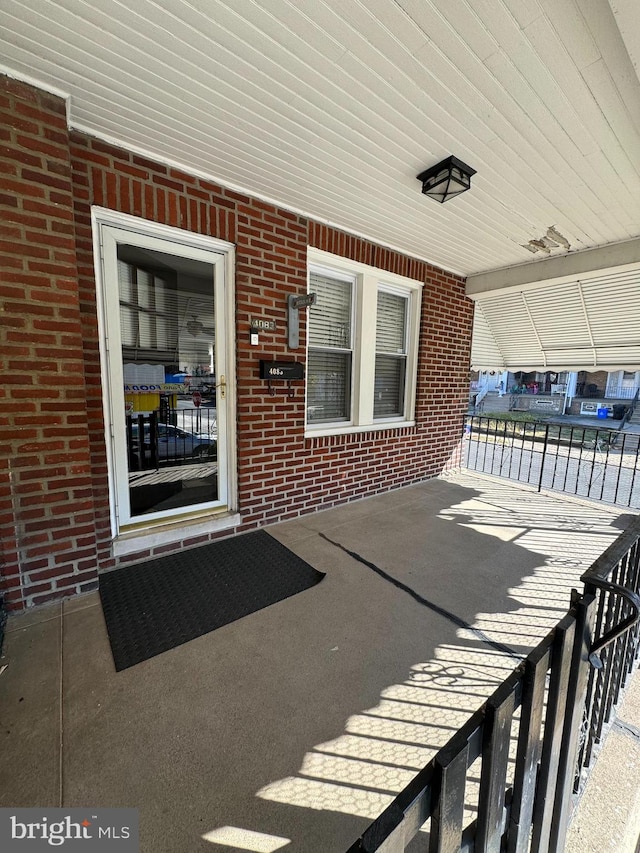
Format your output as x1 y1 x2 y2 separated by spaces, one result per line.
94 211 235 534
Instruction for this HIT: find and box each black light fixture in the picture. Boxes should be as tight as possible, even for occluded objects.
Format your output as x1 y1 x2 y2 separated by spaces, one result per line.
417 155 476 203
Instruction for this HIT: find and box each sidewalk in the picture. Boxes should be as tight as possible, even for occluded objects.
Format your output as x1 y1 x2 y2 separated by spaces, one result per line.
565 670 640 853
0 471 637 852
548 414 640 434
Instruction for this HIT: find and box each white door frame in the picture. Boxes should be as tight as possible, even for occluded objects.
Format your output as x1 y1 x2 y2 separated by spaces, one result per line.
92 207 237 539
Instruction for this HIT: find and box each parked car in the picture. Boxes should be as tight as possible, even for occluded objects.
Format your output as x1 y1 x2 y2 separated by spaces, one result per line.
129 422 216 468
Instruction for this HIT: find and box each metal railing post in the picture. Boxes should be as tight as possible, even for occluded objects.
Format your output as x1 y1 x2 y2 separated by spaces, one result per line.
537 423 550 492
549 589 597 852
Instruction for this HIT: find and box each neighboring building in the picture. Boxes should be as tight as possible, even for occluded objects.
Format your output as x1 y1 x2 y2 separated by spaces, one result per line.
0 76 473 611
471 369 640 418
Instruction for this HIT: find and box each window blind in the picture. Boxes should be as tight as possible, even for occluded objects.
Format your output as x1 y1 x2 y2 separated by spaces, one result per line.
307 351 351 422
374 356 405 417
376 291 407 353
118 261 177 354
308 272 352 349
118 261 137 347
307 271 353 423
374 291 407 418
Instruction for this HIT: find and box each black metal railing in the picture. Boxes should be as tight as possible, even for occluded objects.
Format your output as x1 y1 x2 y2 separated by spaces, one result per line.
346 518 640 853
126 406 217 470
464 416 640 508
620 389 639 428
605 385 640 401
577 523 640 781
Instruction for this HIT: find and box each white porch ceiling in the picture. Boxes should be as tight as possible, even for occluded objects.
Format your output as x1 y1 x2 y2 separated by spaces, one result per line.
2 0 640 369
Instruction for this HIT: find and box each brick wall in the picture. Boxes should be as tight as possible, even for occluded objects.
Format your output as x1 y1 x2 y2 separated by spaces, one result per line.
579 371 609 396
1 75 473 609
567 370 625 415
0 77 99 608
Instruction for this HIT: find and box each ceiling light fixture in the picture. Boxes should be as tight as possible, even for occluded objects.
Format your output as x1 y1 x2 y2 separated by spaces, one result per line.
416 156 476 203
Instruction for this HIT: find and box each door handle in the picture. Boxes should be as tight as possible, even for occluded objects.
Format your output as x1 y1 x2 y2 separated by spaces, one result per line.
216 375 226 399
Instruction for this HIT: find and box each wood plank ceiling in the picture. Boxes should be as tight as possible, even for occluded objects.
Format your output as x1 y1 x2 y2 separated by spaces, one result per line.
2 0 640 368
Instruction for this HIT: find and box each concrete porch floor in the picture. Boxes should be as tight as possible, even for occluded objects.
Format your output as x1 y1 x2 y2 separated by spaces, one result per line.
0 471 637 853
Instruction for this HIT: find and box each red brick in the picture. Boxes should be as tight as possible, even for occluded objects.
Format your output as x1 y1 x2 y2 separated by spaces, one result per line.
1 75 474 612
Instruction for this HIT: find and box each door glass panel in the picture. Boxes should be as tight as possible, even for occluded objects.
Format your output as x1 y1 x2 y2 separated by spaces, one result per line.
117 245 219 518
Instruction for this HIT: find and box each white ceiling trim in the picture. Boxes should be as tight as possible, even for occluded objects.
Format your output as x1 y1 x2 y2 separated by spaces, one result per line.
466 236 640 296
0 62 71 101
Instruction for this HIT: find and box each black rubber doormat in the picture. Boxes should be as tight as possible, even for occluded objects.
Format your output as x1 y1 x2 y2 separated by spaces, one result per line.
99 530 325 671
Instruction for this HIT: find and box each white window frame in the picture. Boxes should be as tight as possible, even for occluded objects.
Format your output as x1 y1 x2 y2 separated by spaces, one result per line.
92 207 238 542
306 264 356 425
306 249 423 437
374 284 410 420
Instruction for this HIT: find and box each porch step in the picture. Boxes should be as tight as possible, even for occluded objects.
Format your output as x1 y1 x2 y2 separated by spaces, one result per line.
477 391 511 413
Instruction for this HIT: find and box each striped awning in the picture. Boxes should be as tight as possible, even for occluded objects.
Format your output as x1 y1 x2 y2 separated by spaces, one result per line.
469 266 640 372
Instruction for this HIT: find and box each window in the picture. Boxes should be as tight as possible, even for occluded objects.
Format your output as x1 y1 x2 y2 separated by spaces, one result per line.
375 289 408 418
306 250 422 435
307 270 354 424
118 260 176 358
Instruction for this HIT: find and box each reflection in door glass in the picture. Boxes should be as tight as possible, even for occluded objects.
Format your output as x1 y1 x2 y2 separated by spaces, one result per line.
117 245 218 517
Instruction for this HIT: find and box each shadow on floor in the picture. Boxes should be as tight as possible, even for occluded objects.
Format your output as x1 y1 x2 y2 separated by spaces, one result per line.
0 472 629 853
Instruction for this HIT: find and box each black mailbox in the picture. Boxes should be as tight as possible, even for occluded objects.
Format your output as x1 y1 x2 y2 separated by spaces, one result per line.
260 360 304 396
260 360 305 380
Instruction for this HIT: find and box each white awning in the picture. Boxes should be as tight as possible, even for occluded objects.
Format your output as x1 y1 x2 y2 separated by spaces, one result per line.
469 263 640 373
